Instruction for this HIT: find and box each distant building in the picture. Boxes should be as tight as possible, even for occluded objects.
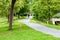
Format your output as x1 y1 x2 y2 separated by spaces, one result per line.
52 13 60 25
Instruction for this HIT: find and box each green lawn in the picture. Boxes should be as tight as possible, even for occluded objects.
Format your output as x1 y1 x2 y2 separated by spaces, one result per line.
0 18 60 40
31 18 60 30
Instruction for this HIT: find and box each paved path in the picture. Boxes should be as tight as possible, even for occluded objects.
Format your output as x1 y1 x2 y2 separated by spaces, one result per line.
19 16 60 38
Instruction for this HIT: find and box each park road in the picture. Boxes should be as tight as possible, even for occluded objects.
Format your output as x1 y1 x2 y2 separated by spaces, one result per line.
19 16 60 38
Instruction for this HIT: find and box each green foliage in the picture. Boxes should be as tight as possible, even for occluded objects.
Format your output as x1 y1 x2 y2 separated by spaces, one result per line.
20 0 29 13
0 18 60 40
32 0 60 21
14 0 25 14
0 0 11 17
16 0 30 17
0 0 27 17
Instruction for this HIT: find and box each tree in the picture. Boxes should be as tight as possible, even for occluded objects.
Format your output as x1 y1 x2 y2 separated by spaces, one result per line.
16 0 30 19
0 0 29 30
0 0 25 19
9 0 16 30
32 0 60 23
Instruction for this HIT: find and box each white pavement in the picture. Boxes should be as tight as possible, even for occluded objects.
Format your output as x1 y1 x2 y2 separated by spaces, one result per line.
19 16 60 38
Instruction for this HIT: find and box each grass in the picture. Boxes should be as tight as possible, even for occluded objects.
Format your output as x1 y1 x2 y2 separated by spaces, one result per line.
31 18 60 30
0 18 60 40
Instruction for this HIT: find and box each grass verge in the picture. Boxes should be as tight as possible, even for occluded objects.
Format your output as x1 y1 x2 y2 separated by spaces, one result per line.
31 18 60 30
0 18 60 40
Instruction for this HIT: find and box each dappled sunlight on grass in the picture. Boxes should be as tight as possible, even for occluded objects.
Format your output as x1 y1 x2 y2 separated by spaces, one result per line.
0 18 60 40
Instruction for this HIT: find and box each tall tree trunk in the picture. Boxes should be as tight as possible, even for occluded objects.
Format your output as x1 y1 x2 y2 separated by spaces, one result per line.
47 0 51 24
18 14 20 19
16 13 20 19
8 15 9 22
9 0 16 30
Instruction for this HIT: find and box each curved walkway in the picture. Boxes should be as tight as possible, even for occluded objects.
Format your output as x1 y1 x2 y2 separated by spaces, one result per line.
19 16 60 38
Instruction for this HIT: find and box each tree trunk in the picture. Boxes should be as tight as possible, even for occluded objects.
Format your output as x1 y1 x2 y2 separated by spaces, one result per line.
18 14 20 19
47 0 51 24
8 15 9 22
9 0 16 30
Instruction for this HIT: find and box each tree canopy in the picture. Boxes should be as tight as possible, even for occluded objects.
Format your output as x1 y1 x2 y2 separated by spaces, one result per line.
0 0 27 17
32 0 60 22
